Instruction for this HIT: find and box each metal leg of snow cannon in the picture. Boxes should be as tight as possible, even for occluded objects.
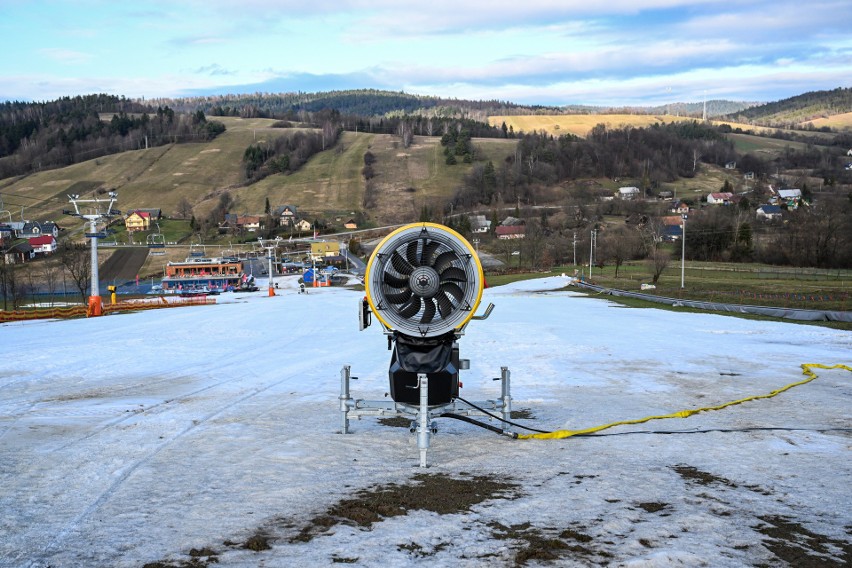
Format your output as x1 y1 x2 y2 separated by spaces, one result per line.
340 365 352 434
417 373 430 468
501 366 512 434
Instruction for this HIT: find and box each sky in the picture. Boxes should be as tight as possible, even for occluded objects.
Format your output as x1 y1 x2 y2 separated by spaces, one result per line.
1 275 849 566
1 1 852 108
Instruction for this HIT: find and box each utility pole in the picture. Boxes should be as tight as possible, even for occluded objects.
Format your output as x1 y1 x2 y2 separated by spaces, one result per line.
681 214 688 289
589 229 596 279
572 231 577 266
64 192 119 316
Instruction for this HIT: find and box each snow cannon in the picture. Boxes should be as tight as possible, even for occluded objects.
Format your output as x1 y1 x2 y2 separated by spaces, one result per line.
364 222 485 404
342 223 512 468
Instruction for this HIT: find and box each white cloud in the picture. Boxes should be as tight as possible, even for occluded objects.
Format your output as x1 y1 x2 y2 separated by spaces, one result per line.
37 48 93 65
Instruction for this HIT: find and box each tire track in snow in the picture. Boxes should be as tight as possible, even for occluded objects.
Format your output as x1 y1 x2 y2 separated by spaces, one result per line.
25 368 306 567
25 324 345 567
27 329 311 452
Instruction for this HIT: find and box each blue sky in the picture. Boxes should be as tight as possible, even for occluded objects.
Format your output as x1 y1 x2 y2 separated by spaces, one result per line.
1 0 851 106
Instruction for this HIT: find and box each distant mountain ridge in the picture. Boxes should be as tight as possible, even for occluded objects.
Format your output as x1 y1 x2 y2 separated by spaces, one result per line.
147 89 559 120
148 90 756 119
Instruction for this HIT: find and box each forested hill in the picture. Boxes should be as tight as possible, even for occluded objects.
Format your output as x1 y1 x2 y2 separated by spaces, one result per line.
724 87 852 127
152 89 557 119
0 94 225 179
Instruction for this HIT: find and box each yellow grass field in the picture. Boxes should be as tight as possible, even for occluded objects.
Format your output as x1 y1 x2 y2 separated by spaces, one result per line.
804 111 852 131
489 114 847 140
488 114 697 137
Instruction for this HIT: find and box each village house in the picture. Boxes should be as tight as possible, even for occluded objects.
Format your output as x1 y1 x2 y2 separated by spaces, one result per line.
274 205 298 227
707 192 734 205
3 240 34 264
293 219 312 232
124 211 151 232
0 223 13 243
343 219 358 230
756 204 783 222
470 214 491 233
618 186 641 200
221 214 263 233
28 235 57 255
310 241 340 261
670 201 690 214
495 225 526 239
17 221 59 239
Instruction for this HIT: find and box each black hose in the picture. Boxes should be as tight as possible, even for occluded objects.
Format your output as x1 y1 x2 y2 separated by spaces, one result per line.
440 413 518 438
455 396 550 434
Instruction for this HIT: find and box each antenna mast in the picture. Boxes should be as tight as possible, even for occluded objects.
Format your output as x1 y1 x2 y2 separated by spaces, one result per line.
64 192 120 316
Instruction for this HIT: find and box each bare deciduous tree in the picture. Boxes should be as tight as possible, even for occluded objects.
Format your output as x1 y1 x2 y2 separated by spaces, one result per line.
647 249 671 284
59 242 90 302
176 197 193 219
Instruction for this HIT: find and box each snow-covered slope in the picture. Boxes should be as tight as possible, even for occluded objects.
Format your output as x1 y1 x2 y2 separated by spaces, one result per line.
1 276 849 567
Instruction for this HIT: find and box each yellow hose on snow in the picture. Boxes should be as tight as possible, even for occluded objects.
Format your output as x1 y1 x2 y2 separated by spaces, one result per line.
517 363 851 440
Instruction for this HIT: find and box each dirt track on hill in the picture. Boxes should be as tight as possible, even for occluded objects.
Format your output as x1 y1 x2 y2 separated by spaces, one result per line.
99 247 149 282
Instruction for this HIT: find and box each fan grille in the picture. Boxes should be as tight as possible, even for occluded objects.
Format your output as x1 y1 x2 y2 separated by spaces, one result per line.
366 223 484 337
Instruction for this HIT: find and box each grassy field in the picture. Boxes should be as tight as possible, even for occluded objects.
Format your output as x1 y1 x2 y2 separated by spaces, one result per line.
726 132 810 156
655 163 747 199
488 114 698 137
803 111 852 130
485 261 851 329
487 114 844 145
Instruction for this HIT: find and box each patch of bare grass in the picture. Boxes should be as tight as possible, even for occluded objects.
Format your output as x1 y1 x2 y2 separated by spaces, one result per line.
755 515 850 567
487 521 609 566
292 473 519 542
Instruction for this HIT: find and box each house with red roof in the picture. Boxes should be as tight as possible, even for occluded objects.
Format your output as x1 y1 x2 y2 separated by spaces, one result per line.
495 225 526 239
28 235 57 255
125 211 151 232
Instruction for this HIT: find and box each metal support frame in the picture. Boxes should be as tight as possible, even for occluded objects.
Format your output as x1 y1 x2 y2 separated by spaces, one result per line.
65 192 118 317
339 364 513 467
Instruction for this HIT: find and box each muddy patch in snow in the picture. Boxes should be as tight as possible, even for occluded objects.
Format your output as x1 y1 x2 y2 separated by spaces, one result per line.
292 473 520 542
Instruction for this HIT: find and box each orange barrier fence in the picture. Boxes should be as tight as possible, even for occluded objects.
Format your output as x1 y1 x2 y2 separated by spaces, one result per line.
0 296 216 323
0 305 88 322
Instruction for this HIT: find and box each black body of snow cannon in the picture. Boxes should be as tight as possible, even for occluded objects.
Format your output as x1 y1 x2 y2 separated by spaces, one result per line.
388 331 460 405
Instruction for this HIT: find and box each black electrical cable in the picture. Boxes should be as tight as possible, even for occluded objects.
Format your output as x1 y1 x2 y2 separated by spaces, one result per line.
455 396 550 434
440 413 518 438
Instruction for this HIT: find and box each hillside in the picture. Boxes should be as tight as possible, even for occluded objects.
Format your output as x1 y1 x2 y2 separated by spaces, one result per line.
724 87 852 128
0 116 520 227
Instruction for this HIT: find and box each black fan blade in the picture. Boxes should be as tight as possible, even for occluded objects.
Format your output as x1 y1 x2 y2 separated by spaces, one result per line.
398 296 422 319
391 251 414 275
405 240 419 267
437 291 454 318
432 250 458 273
383 271 409 288
420 298 436 324
440 267 466 282
385 287 412 305
421 240 440 266
442 282 464 302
